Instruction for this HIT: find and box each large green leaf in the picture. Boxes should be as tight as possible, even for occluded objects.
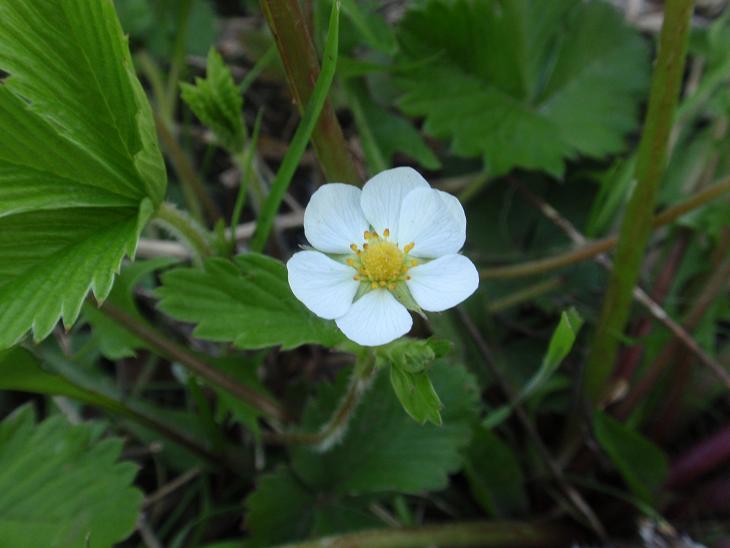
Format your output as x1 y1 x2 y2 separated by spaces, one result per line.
0 0 166 349
291 361 479 495
395 0 649 177
0 405 142 547
156 254 344 350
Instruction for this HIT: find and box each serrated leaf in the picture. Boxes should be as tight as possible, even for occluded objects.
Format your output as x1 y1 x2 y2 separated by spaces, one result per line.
291 361 479 495
0 0 166 349
395 0 649 177
0 405 142 547
156 254 344 350
181 48 245 153
389 366 443 425
593 411 669 506
82 257 178 360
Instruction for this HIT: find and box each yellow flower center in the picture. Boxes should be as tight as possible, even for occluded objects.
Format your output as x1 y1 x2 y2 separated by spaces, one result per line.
347 229 417 290
361 240 404 283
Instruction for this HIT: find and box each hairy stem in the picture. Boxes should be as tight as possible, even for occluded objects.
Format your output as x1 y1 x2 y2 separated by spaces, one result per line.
98 301 288 422
264 353 376 447
261 0 360 185
277 520 577 548
584 0 695 406
250 0 341 252
154 201 213 262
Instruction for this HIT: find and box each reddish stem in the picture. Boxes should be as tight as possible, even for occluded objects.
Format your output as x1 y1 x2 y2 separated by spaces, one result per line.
666 424 730 489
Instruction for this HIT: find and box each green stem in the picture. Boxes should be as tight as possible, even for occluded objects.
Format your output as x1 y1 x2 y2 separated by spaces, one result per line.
230 110 264 248
480 176 730 279
154 201 213 262
584 0 695 407
250 0 342 252
487 277 563 314
155 113 222 224
264 353 375 447
165 0 194 123
276 521 576 548
239 44 277 95
98 301 289 423
262 0 360 185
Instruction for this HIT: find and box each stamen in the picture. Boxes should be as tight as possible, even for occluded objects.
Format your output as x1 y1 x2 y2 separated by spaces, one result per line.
350 244 358 252
383 228 390 238
405 275 411 280
346 258 355 266
371 282 378 289
403 242 415 254
363 243 369 249
353 275 360 281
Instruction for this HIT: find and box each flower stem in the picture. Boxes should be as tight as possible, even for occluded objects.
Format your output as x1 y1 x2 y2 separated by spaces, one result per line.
154 201 213 263
250 0 342 252
480 176 730 280
98 300 288 423
276 520 577 548
261 0 360 185
583 0 695 406
264 352 376 447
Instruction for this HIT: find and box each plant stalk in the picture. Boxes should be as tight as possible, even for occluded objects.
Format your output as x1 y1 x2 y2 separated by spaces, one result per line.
583 0 696 406
98 301 288 422
277 520 577 548
250 0 342 252
480 176 730 279
154 201 213 262
264 353 375 447
261 0 360 185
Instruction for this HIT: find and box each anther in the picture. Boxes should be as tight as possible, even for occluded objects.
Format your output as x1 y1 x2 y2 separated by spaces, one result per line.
371 282 378 289
383 228 390 238
353 275 360 281
403 242 415 254
363 243 369 249
350 244 358 252
346 258 355 266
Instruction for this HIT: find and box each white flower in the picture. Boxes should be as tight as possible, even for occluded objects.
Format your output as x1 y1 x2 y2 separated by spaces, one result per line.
287 167 479 347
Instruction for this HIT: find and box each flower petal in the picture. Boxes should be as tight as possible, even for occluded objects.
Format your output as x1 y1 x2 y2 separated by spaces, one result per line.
304 183 369 253
335 289 412 346
287 250 359 319
398 188 467 258
360 167 430 243
407 254 479 312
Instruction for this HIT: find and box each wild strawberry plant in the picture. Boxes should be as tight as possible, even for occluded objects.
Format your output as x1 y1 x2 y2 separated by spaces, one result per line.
0 0 728 546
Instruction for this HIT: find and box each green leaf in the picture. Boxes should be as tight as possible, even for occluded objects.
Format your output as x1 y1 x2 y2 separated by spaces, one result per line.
483 309 583 429
349 80 441 172
395 0 649 177
82 257 178 360
593 411 669 506
0 0 166 348
243 467 380 547
211 354 273 439
291 361 479 495
181 48 245 153
389 366 443 425
0 406 142 547
156 254 344 349
463 426 528 518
